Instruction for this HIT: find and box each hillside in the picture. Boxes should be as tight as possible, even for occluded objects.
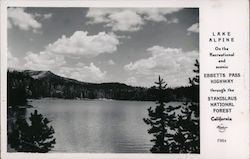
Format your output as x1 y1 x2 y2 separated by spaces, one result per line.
7 69 199 105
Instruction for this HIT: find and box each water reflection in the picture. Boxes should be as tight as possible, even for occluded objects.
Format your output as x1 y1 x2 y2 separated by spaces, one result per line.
24 99 156 153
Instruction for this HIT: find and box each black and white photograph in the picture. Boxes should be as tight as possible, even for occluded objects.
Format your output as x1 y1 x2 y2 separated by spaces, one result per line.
7 7 199 153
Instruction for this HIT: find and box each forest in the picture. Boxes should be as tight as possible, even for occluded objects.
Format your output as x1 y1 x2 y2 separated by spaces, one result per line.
7 69 198 107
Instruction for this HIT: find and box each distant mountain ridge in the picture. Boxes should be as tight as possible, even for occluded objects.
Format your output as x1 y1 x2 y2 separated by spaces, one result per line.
7 69 199 104
22 70 89 85
24 70 56 79
21 70 132 87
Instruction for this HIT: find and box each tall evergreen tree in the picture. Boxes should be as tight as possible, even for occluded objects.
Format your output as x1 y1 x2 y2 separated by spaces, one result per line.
143 76 175 153
189 59 199 86
168 102 199 153
9 110 56 153
170 59 200 153
188 59 199 102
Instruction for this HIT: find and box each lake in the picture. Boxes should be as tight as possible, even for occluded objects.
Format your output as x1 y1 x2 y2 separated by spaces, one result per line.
21 99 182 153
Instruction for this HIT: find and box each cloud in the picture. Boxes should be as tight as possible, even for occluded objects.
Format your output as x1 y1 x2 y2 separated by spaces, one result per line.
8 8 42 32
46 31 120 57
107 10 144 31
107 60 115 65
86 8 182 32
43 13 53 19
57 62 107 83
168 18 179 24
7 20 13 29
34 13 53 19
125 76 138 86
8 51 20 68
23 51 107 82
136 8 181 22
124 46 198 87
24 51 66 70
87 9 144 32
23 30 117 82
187 23 199 35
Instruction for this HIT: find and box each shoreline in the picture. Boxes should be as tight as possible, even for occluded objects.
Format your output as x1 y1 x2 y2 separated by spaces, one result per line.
27 97 194 104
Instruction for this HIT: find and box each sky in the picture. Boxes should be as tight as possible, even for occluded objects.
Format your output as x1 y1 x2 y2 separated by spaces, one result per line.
8 7 199 88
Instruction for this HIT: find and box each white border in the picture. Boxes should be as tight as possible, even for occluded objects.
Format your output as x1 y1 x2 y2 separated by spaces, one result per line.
1 1 249 159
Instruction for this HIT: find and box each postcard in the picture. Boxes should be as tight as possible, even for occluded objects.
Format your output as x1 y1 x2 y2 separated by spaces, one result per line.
1 0 249 159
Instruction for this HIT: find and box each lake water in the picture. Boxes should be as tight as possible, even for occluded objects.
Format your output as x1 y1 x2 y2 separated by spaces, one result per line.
23 99 181 153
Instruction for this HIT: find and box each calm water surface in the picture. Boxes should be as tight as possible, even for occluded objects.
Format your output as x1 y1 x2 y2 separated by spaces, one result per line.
26 99 180 153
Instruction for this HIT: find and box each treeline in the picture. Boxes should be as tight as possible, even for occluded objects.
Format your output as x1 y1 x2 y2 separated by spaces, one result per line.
7 70 198 106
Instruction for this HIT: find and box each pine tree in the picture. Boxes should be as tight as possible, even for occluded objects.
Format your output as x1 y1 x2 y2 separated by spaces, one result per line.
189 59 199 102
189 59 199 86
143 76 175 153
9 110 56 153
168 102 199 153
170 59 200 153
